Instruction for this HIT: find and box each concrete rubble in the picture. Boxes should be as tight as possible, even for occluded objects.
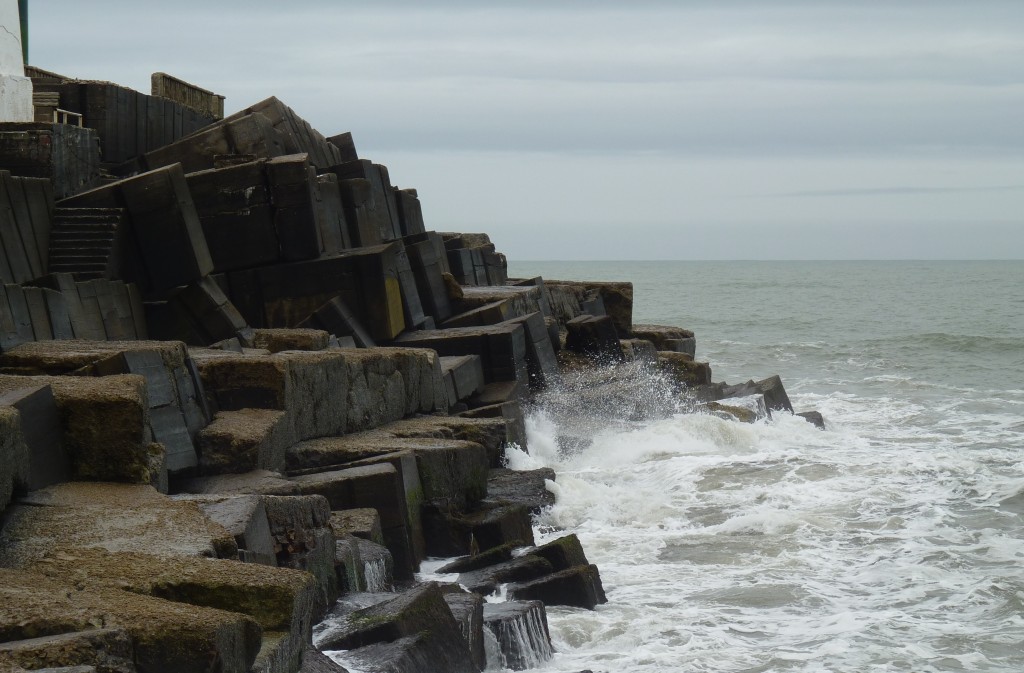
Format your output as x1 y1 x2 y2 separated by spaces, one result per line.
0 60 825 673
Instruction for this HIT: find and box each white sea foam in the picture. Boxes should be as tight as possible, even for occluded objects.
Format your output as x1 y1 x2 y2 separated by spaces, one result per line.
519 384 1024 672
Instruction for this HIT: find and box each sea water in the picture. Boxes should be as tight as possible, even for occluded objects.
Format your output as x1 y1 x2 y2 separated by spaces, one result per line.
501 260 1024 673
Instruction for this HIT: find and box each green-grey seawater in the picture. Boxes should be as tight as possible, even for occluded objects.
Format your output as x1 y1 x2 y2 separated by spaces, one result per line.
503 260 1024 672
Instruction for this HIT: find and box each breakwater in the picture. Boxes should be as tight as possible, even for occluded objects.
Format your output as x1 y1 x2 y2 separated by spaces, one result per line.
0 68 819 673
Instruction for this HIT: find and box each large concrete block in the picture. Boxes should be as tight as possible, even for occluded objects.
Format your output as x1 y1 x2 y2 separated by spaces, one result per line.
406 238 452 322
506 564 607 610
0 568 261 673
0 373 157 484
547 280 633 337
0 482 238 568
0 384 69 491
565 314 625 364
192 349 350 441
423 503 534 558
440 355 485 404
59 163 214 295
198 408 293 475
0 406 28 513
343 347 447 432
0 627 135 673
256 243 405 341
504 312 559 389
483 601 553 670
261 494 338 604
458 283 540 315
315 583 476 673
28 547 324 670
658 351 712 388
289 463 415 580
298 296 376 348
393 322 528 385
290 464 403 530
192 494 278 566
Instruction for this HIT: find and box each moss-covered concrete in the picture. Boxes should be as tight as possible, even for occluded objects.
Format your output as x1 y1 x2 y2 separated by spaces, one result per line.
0 373 154 484
0 482 237 568
0 567 262 673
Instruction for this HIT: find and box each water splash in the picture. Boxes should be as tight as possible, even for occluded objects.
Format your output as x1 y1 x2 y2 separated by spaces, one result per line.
363 558 391 593
484 601 554 671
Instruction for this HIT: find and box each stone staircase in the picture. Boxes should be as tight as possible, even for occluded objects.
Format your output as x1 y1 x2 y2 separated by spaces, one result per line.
46 207 125 280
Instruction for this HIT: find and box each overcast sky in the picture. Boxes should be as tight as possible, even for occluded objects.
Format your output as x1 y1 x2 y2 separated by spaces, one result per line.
28 1 1024 259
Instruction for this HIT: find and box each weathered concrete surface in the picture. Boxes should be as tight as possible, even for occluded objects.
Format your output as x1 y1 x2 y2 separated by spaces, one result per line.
457 285 542 319
0 627 135 673
545 280 632 337
192 347 446 441
197 408 293 475
290 463 415 580
250 328 330 353
658 351 712 388
0 384 71 491
179 469 302 497
0 567 262 673
0 483 237 569
314 583 477 673
630 324 695 350
383 415 513 469
26 548 324 673
442 590 486 672
288 433 487 511
507 564 607 610
0 405 28 513
329 508 384 546
0 373 157 484
484 468 556 514
0 339 189 376
260 495 339 607
455 555 553 595
423 503 534 558
187 494 277 566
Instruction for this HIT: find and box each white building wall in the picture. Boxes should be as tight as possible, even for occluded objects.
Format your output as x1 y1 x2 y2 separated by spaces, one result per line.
0 0 33 122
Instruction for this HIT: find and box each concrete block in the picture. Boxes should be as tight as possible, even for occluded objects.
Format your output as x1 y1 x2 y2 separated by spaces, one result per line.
0 482 238 568
504 312 559 389
28 548 323 673
250 328 330 353
506 564 607 610
0 568 261 673
658 351 712 388
0 628 134 673
483 601 553 670
565 314 625 364
261 494 339 604
315 583 476 673
0 374 156 484
330 508 385 546
290 463 414 580
0 384 70 491
0 406 28 513
198 408 293 475
193 494 277 566
393 322 528 385
256 243 405 341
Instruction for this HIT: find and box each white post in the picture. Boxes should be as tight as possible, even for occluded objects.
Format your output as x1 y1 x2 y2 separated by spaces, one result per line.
0 0 33 122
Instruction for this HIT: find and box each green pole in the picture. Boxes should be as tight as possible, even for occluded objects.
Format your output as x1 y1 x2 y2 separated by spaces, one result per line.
18 0 27 65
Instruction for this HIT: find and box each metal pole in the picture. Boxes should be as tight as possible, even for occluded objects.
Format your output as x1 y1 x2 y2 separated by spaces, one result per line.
17 0 26 64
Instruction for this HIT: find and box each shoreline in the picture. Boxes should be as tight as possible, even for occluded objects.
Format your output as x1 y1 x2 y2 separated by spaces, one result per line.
0 68 818 673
